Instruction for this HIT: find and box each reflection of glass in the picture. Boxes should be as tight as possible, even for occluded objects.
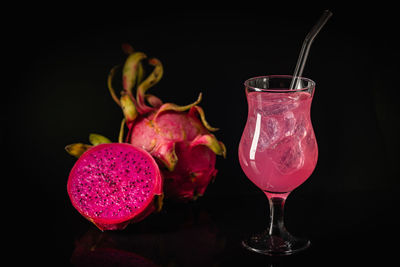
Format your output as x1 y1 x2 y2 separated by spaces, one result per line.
238 75 318 255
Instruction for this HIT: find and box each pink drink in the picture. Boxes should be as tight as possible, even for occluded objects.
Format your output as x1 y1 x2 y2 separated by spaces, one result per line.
238 91 318 193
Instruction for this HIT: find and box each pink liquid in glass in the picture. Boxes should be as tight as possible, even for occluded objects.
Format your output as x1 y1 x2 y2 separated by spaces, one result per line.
238 91 318 193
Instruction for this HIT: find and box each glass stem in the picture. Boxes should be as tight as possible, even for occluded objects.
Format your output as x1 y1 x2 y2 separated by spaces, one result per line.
265 192 289 236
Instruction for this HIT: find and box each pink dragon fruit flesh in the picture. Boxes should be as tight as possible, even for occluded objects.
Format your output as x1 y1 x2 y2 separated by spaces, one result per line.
67 143 163 230
108 44 226 201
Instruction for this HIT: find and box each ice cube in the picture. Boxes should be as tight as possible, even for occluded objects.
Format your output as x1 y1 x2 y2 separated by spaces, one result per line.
283 112 296 136
257 117 281 151
302 129 316 151
257 100 299 116
272 136 304 174
294 115 307 139
264 93 301 103
257 104 287 116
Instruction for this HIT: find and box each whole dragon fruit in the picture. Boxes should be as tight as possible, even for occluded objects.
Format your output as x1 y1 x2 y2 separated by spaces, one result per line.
108 44 226 201
67 143 163 230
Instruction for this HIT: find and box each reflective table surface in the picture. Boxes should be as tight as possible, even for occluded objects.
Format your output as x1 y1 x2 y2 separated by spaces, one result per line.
22 188 398 266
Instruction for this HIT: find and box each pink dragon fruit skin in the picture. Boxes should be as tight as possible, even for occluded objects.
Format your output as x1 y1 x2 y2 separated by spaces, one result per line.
164 143 218 200
67 143 162 230
108 45 226 201
130 110 219 200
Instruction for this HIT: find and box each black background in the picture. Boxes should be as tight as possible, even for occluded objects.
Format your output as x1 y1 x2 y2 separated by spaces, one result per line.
6 6 400 266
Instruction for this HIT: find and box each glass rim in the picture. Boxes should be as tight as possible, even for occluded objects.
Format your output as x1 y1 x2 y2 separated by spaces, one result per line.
244 75 316 93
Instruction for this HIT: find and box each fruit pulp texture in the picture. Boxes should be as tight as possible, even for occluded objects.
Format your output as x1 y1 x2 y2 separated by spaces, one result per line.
68 144 159 221
238 91 318 193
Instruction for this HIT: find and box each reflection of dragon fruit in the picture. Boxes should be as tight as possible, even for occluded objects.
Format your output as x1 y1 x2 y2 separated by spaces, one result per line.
71 248 159 267
71 229 159 267
67 143 162 230
108 44 226 201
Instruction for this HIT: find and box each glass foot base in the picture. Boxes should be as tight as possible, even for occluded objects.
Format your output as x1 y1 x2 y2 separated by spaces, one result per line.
242 230 310 256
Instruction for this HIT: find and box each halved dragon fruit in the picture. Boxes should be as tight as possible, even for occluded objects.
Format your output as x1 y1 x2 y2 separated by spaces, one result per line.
67 143 162 230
